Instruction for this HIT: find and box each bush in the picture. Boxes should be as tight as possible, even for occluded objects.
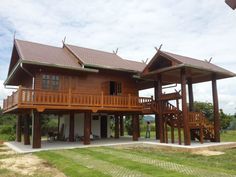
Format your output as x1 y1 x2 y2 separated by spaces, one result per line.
0 125 14 134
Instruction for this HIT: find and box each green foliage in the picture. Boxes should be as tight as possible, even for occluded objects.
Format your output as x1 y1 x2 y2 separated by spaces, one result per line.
0 125 14 134
194 101 214 121
193 101 233 130
124 115 132 135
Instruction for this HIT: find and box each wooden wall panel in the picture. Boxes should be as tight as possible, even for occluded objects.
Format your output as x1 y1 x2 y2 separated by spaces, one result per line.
33 68 139 96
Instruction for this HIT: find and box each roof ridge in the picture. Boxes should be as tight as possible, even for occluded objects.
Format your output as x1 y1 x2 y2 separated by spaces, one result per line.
66 43 123 59
15 38 62 49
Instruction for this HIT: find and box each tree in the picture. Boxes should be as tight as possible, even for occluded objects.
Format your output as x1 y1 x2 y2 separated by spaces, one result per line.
193 101 232 130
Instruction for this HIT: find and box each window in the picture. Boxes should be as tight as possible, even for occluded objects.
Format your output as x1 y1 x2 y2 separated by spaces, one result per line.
51 75 59 90
110 81 122 95
42 74 60 90
42 75 50 89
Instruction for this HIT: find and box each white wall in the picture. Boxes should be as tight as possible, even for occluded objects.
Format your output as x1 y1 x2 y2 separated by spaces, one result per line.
60 113 110 139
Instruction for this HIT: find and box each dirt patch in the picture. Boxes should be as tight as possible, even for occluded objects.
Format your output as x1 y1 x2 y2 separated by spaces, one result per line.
0 141 3 145
192 150 225 156
0 146 66 177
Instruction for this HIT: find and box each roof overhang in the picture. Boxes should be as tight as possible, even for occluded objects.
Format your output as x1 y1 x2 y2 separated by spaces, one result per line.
225 0 236 10
4 59 99 86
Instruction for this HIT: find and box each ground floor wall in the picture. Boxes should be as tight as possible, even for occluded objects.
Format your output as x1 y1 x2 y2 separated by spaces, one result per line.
60 113 111 139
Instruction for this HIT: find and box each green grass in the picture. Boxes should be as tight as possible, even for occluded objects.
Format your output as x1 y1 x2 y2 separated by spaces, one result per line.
221 130 236 142
36 144 236 177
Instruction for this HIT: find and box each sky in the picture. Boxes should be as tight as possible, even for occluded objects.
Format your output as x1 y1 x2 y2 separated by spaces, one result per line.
0 0 235 114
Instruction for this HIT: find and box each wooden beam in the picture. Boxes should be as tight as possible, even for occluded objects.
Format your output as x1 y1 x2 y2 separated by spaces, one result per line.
181 68 191 145
32 111 41 148
84 111 91 145
188 79 194 112
120 115 124 136
157 75 164 143
23 114 30 145
154 81 160 140
212 75 220 142
69 111 75 142
16 114 22 142
132 115 139 141
115 114 120 139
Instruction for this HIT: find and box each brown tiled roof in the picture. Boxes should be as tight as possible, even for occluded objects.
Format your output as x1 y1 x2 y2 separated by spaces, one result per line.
15 39 82 69
162 51 235 76
65 44 146 72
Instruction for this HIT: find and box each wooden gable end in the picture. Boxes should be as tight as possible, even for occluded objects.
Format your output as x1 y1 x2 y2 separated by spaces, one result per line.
142 51 181 75
7 43 20 77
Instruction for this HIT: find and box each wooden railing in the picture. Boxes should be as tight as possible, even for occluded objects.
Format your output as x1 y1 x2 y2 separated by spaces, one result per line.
3 87 153 112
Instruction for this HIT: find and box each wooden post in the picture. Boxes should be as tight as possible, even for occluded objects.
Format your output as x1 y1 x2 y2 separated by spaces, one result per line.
23 114 30 145
171 126 174 144
32 111 41 148
128 94 131 108
68 88 72 107
212 75 220 142
154 80 160 140
120 115 124 136
101 91 104 107
18 85 22 106
137 116 140 138
157 75 164 143
115 114 120 139
178 119 182 145
181 68 191 145
188 79 194 112
16 114 22 142
57 115 60 140
69 111 75 142
84 111 91 145
165 119 168 143
132 115 139 141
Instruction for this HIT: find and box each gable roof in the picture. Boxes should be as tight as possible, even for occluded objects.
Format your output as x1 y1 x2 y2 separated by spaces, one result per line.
65 44 146 72
14 39 83 70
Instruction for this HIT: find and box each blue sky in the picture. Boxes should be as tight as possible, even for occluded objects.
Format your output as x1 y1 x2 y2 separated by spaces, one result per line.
0 0 236 114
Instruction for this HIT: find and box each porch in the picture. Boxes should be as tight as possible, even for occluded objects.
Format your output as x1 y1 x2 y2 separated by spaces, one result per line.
2 87 152 113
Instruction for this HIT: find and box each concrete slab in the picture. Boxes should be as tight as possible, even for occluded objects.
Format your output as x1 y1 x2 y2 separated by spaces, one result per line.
4 137 236 153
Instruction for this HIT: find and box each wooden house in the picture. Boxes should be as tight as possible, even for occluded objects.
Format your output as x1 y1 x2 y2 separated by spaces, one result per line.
3 39 235 148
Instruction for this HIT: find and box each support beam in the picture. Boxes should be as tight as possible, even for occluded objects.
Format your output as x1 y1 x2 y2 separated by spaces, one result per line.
115 114 120 139
157 75 164 143
69 111 75 142
84 111 91 145
32 111 41 148
120 115 124 136
188 79 194 112
181 68 191 145
23 114 30 145
212 75 220 142
132 115 139 141
137 116 140 138
16 114 22 142
57 115 60 140
154 81 160 140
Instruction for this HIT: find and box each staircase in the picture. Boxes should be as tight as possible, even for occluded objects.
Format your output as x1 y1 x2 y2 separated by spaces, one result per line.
142 96 215 142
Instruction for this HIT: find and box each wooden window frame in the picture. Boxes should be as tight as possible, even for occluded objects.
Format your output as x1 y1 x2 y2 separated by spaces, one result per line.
42 74 60 90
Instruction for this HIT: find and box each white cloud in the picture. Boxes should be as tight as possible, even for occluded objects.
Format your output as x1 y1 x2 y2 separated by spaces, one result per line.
0 0 235 113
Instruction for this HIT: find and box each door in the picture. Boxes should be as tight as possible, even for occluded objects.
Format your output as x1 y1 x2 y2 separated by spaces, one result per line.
100 116 107 138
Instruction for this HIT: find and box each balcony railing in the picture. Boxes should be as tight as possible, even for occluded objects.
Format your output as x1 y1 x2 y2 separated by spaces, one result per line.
3 87 153 112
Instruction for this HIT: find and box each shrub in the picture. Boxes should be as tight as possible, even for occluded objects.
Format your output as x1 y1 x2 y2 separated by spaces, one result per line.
0 125 14 134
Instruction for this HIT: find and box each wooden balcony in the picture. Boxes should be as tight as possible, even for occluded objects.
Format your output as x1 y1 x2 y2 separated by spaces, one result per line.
3 87 153 113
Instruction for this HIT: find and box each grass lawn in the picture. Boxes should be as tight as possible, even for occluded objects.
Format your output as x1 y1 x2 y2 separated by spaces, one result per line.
36 143 236 177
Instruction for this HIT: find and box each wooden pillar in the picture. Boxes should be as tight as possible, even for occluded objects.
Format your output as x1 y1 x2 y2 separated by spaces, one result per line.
120 115 124 136
154 81 160 140
132 115 139 141
171 126 174 144
157 75 164 143
32 111 41 148
16 114 22 142
212 75 220 142
115 114 120 139
188 79 194 112
181 68 191 145
69 111 75 142
137 116 140 138
57 115 60 140
84 111 91 145
23 114 30 145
